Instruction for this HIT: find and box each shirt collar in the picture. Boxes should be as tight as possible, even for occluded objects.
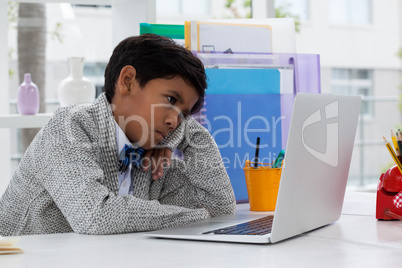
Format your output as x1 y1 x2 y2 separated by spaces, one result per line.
114 121 132 154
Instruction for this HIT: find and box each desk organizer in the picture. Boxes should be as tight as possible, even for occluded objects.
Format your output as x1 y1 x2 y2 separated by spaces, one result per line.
243 160 282 211
376 165 402 220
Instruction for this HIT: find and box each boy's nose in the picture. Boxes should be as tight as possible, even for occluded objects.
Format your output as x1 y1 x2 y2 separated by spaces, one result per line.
165 112 181 131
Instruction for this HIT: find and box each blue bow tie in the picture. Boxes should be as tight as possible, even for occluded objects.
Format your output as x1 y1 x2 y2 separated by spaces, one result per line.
118 144 145 174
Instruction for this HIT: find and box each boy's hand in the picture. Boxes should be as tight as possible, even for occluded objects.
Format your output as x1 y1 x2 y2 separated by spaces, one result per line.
142 148 172 180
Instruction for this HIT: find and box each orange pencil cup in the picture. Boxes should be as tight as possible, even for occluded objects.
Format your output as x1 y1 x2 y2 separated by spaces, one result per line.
243 160 282 211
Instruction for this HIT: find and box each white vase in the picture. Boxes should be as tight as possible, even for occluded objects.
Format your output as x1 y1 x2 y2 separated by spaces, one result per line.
57 57 96 107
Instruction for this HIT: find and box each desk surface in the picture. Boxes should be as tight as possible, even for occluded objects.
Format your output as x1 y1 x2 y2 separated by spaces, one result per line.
2 192 402 268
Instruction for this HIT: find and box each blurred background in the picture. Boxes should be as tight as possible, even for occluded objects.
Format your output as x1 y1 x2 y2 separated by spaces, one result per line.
2 0 402 194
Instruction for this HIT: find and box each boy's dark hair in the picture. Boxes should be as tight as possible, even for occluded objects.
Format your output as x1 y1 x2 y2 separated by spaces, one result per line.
104 34 207 114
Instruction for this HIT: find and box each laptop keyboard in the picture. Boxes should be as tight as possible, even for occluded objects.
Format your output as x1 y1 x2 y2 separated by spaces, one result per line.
202 215 274 236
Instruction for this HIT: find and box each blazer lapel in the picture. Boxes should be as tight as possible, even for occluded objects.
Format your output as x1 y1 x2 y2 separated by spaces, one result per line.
93 93 119 194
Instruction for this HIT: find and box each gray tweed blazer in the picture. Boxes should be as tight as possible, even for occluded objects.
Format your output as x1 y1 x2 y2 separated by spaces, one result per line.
0 93 236 236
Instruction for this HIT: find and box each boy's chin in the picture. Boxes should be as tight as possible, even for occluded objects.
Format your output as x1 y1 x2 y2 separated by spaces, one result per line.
133 138 161 150
142 145 152 150
146 144 162 151
141 142 159 151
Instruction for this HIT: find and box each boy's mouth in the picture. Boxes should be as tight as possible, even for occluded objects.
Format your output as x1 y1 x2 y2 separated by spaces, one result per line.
156 131 167 140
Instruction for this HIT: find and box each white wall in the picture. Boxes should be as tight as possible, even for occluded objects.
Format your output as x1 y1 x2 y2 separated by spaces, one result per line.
8 4 113 62
47 4 113 61
0 2 11 195
112 0 156 45
296 0 401 69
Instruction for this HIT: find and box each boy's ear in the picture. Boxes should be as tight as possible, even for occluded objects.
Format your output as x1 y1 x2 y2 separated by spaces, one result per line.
117 65 137 95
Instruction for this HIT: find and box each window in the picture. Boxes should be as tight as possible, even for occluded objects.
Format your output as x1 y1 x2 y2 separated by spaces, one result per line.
83 62 108 97
331 68 373 116
275 0 310 22
329 0 372 25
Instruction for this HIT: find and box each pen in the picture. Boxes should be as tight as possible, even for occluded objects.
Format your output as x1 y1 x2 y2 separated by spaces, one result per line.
383 136 402 175
254 137 260 168
273 150 285 168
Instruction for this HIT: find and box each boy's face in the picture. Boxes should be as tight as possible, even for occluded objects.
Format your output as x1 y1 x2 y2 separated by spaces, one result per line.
112 67 200 150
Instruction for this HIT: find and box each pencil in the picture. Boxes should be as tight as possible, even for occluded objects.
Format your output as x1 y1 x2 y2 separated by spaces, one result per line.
391 130 399 153
397 131 402 163
383 136 402 175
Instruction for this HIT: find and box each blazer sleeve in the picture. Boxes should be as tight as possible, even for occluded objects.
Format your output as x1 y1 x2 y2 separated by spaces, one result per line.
155 117 237 217
33 109 209 235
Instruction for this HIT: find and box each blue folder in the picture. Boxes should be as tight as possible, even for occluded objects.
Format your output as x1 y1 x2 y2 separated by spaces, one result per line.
204 68 283 201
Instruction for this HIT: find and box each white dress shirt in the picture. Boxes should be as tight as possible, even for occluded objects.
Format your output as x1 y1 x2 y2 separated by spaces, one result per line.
114 121 135 196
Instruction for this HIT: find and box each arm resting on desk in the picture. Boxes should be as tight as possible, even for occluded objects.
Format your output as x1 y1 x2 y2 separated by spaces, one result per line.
152 117 237 217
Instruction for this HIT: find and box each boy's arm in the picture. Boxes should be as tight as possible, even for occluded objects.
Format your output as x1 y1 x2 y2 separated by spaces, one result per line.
156 117 236 217
33 111 209 235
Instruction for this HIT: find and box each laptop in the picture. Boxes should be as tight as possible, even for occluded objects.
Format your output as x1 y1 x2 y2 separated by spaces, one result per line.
144 93 361 244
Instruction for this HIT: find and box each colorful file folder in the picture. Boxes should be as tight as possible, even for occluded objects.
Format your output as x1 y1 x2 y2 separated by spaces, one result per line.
198 52 321 201
203 68 288 201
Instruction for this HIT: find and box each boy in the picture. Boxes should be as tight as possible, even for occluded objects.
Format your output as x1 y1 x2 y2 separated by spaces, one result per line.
0 34 236 236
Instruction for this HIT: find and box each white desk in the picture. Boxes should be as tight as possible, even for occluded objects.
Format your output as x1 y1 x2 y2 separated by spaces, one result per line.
2 192 402 268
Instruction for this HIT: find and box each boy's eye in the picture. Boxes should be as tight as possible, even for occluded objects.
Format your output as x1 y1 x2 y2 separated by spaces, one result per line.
167 96 177 105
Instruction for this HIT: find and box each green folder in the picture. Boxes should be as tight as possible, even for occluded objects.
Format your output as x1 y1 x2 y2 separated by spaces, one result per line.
139 23 184 39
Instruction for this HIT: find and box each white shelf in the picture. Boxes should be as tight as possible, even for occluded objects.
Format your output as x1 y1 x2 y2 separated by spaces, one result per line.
0 113 53 128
